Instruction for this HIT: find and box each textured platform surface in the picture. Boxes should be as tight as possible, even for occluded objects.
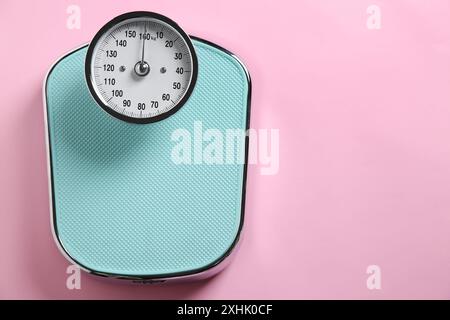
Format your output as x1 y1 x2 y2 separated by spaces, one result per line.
45 39 250 277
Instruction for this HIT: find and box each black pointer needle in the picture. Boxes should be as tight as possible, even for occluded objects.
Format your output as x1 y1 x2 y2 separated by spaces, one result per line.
140 23 146 71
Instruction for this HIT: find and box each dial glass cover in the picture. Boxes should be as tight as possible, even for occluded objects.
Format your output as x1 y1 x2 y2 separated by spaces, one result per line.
85 12 198 123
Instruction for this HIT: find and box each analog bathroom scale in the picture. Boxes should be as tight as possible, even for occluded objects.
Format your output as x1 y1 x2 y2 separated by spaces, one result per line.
43 11 251 283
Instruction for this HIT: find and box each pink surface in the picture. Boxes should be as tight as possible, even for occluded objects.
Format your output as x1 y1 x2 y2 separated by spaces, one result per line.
1 0 450 299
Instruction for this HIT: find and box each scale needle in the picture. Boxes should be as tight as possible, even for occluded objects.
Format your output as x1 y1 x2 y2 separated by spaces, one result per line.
141 23 146 67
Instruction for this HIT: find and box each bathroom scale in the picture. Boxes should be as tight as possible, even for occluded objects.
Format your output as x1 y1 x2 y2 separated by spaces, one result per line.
43 11 251 283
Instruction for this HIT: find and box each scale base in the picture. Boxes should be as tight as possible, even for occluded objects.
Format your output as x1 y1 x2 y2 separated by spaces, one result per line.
44 38 251 283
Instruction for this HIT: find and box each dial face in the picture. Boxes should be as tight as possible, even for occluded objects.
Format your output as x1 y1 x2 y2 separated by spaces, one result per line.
85 12 198 123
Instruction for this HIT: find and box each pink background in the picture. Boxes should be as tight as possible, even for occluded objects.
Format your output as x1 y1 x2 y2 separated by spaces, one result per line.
1 0 450 299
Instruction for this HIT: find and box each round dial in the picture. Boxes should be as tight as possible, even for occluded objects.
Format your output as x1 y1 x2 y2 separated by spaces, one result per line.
85 12 198 123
